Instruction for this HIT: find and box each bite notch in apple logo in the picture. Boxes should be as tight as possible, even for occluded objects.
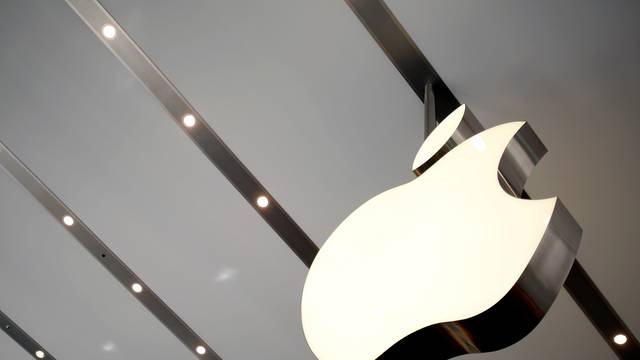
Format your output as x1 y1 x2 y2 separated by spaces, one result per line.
301 104 581 360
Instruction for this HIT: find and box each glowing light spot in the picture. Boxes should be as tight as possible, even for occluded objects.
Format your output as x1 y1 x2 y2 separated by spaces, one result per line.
471 135 486 151
102 25 116 39
183 114 196 127
62 216 74 226
196 346 206 355
614 334 628 345
256 196 269 208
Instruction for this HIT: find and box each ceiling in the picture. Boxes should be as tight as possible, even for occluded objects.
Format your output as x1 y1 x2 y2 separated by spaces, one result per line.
0 0 638 359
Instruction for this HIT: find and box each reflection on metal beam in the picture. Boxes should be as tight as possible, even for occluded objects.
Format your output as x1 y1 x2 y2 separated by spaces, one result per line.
0 142 221 360
424 83 436 139
342 0 640 357
564 260 640 358
0 309 57 360
64 0 319 268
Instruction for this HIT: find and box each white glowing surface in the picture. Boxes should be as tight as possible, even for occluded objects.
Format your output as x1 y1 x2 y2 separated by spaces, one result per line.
411 104 465 171
302 108 556 359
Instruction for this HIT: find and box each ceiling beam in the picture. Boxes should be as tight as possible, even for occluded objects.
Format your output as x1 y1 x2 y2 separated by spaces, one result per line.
563 260 640 358
0 308 57 360
0 142 222 360
61 0 638 358
342 0 640 357
64 0 319 268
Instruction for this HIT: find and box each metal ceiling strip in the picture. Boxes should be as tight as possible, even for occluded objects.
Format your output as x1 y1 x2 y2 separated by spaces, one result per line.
563 260 640 358
342 0 639 357
0 143 222 360
343 0 460 122
59 0 638 357
63 0 319 268
0 308 57 359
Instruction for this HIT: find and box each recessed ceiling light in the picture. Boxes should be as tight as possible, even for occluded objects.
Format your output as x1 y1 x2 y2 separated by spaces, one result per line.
256 196 269 208
62 215 74 226
35 350 45 359
183 114 196 128
614 334 628 345
196 345 206 355
102 24 116 39
131 283 143 293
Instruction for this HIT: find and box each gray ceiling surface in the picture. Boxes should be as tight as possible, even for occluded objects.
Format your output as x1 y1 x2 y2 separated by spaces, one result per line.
0 0 638 359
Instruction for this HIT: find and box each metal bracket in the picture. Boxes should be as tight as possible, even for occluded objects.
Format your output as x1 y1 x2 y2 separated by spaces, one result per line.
424 82 436 138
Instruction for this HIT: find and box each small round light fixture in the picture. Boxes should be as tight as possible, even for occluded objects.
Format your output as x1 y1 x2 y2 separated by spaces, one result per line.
614 334 628 345
131 283 143 293
183 114 196 128
35 350 45 359
62 215 74 226
196 346 206 355
102 24 116 39
256 196 269 208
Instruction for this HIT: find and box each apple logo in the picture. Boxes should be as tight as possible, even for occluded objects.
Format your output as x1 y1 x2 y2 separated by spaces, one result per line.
301 105 581 359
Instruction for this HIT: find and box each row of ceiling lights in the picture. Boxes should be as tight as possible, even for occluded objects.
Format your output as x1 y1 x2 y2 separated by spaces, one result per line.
60 212 215 356
75 19 627 358
61 214 209 356
0 18 260 360
182 112 271 208
49 26 269 349
98 25 271 207
57 168 268 359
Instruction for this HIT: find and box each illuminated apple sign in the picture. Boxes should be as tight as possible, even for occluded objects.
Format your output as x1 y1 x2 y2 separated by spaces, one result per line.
301 105 581 359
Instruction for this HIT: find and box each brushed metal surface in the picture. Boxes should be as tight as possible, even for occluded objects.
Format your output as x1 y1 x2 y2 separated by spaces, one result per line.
0 309 56 360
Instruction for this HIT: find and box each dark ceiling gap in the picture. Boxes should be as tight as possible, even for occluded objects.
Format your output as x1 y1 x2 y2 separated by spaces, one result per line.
0 308 57 359
56 0 638 358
